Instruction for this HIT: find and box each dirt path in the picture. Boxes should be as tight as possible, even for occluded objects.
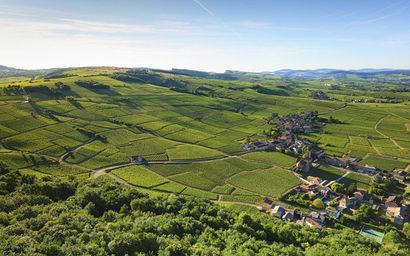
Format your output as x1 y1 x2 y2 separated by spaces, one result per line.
215 200 262 209
59 138 95 163
319 103 348 115
374 115 404 150
335 171 351 182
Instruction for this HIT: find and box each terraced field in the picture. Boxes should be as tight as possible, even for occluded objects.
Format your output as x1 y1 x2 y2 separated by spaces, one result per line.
0 66 409 206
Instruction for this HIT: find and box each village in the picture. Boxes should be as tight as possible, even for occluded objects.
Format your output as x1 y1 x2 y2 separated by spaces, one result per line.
243 111 409 234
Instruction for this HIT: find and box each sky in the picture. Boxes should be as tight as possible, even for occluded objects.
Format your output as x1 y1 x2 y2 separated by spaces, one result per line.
0 0 410 72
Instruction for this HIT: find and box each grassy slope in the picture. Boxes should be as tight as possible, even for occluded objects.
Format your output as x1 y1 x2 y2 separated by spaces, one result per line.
0 67 409 204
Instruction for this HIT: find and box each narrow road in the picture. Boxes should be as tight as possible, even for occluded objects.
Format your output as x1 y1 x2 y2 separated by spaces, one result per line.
335 171 351 182
90 154 251 178
59 138 95 163
374 115 404 150
318 103 348 115
215 200 262 209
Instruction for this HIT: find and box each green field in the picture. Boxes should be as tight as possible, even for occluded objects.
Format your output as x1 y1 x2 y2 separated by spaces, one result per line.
228 167 301 198
361 154 408 172
111 165 167 188
241 151 297 168
307 165 347 181
1 66 409 207
339 172 372 189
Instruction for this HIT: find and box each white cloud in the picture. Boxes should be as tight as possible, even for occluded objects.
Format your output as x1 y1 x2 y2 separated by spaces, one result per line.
192 0 215 17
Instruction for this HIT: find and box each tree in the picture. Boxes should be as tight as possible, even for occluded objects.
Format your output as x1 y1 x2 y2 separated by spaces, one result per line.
346 183 357 195
330 182 344 193
311 199 325 210
354 205 372 222
403 223 410 240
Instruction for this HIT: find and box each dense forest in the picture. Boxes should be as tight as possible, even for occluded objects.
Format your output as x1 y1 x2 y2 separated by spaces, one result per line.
0 166 409 256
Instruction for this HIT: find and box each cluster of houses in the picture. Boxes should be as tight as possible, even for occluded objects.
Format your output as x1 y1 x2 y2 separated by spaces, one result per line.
283 174 409 227
321 155 409 182
247 111 410 228
243 112 320 155
310 90 338 101
261 197 331 228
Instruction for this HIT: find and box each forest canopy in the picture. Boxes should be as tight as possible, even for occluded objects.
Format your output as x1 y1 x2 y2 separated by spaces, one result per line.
0 168 409 256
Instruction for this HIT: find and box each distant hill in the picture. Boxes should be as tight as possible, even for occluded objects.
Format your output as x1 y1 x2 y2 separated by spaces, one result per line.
264 68 410 79
0 65 53 78
170 68 238 80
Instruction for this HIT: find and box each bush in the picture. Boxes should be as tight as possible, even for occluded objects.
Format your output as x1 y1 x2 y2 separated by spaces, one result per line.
311 198 325 210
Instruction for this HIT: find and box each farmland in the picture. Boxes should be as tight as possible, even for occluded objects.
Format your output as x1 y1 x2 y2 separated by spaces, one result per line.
0 66 409 207
228 167 302 198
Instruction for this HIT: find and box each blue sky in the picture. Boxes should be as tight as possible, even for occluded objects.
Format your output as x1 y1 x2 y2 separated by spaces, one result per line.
0 0 409 71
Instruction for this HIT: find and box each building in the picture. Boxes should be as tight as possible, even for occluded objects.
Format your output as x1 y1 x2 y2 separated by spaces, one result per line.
297 184 317 192
385 196 401 208
325 206 341 219
243 141 272 152
271 205 286 218
307 176 322 185
131 156 145 164
324 156 349 168
282 211 294 221
262 197 274 211
339 196 356 209
296 159 311 173
386 206 407 225
350 162 377 175
353 191 364 202
311 212 326 223
304 217 321 228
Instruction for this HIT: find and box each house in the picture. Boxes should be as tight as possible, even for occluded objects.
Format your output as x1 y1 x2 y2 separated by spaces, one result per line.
243 141 271 152
311 212 326 223
303 125 313 134
271 205 286 218
317 185 331 196
296 217 306 226
298 184 317 192
282 211 294 221
364 194 381 205
131 156 145 164
311 91 330 100
262 197 274 211
304 217 321 228
307 176 322 185
296 159 311 173
353 191 364 202
350 162 377 175
386 206 403 217
324 156 349 168
335 157 350 168
385 196 401 208
394 216 405 225
386 206 407 225
325 206 341 219
339 196 356 209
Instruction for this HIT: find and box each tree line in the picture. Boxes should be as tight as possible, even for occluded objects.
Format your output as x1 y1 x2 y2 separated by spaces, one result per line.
0 164 409 255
